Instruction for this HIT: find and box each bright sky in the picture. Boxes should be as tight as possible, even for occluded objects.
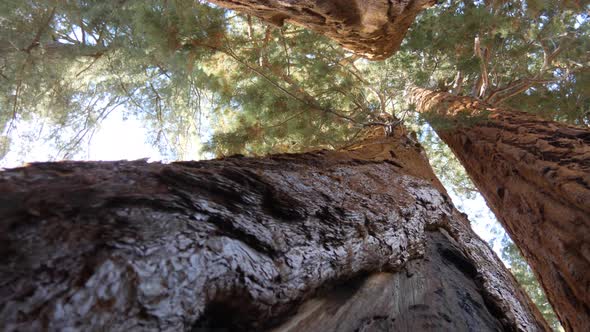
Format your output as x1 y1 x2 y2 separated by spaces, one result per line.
0 111 507 260
450 191 505 256
1 110 165 167
86 112 166 161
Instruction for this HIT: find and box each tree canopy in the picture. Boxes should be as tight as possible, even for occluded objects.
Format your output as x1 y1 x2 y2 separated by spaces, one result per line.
1 1 586 158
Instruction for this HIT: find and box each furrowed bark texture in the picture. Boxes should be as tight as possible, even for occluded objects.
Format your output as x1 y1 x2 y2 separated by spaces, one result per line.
410 87 590 332
0 130 548 331
205 0 435 59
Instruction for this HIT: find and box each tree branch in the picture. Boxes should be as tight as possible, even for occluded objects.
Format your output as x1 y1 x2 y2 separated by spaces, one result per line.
22 7 56 53
471 36 490 98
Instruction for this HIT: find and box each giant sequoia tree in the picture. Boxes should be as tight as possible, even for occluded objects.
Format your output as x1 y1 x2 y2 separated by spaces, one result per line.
403 4 590 330
409 88 590 332
0 128 549 330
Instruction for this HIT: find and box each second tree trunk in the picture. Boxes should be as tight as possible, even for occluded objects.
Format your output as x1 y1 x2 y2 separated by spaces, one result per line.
410 87 590 332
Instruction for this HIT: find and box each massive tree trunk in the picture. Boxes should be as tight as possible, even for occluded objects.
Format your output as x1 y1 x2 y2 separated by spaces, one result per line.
0 128 548 331
206 0 436 59
410 87 590 332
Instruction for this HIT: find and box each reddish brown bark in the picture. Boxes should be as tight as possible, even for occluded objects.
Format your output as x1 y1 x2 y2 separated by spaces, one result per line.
410 87 590 332
205 0 436 59
0 129 547 331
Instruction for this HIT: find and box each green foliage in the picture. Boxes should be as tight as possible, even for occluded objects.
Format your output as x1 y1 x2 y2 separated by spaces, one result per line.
419 102 493 131
0 0 227 160
502 237 563 331
2 0 586 160
404 0 589 125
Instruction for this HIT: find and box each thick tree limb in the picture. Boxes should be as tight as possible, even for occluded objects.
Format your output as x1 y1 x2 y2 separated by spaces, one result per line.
205 0 437 59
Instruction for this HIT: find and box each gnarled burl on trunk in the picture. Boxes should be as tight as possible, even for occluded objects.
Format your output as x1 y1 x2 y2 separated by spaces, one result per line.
0 128 548 331
410 87 590 332
205 0 437 59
